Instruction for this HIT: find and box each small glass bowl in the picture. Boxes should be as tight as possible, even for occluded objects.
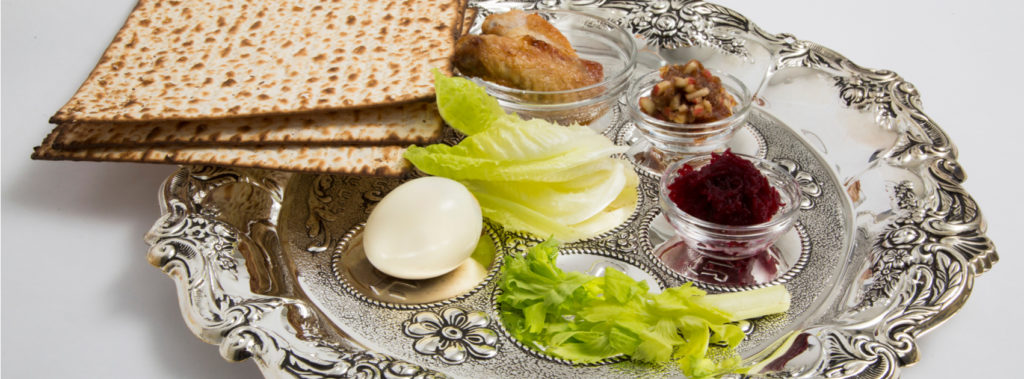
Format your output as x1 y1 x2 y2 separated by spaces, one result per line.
656 153 801 285
627 69 752 175
465 9 637 126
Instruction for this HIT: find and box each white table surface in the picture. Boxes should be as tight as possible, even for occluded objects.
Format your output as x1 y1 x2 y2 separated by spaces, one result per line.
2 0 1020 377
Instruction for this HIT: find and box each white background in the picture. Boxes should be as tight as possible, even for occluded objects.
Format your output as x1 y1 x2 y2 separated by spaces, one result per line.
2 0 1021 377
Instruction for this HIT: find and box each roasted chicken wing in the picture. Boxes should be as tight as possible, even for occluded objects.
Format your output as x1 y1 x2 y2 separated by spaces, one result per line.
480 10 575 56
453 10 603 91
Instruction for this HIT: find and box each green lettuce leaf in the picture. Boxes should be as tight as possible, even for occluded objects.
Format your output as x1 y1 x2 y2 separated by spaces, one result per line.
405 73 637 241
432 69 505 135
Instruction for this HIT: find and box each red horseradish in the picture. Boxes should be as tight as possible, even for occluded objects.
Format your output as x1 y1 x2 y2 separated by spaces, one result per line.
666 150 782 226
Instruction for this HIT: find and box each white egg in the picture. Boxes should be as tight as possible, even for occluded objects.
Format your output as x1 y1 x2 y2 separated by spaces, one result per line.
363 177 483 280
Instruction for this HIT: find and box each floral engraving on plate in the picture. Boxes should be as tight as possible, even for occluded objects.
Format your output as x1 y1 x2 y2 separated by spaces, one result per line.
150 166 441 378
834 73 904 130
856 181 971 311
404 308 499 364
815 167 996 377
596 228 642 253
597 0 751 51
817 330 900 379
304 174 402 254
774 158 822 210
304 175 336 253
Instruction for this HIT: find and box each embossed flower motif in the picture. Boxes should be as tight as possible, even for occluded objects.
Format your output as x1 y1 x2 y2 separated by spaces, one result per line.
507 231 542 254
610 0 697 48
881 226 925 250
835 76 895 119
879 248 915 271
215 255 238 272
875 226 927 270
403 308 498 364
603 231 639 252
189 225 207 238
774 158 821 210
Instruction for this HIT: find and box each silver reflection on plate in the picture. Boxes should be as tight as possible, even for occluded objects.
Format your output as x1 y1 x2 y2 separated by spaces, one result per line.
145 1 997 378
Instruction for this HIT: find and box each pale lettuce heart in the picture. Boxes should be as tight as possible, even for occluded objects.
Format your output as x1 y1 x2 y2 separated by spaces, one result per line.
404 120 626 182
462 160 628 225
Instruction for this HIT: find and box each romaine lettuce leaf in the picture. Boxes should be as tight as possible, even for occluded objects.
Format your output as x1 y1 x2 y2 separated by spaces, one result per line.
405 73 638 241
432 69 505 135
462 161 626 225
404 120 626 182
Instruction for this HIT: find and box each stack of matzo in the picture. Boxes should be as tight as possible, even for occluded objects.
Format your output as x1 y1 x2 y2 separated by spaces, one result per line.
34 0 475 176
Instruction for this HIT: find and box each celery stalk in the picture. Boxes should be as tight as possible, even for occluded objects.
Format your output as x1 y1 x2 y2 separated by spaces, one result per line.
498 240 793 378
700 285 791 322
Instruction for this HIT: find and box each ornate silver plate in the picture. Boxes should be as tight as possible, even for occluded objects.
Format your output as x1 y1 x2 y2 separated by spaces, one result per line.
144 1 997 377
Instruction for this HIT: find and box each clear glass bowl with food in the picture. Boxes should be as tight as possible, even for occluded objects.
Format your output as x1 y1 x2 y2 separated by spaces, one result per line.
627 60 753 175
655 151 801 286
453 9 637 126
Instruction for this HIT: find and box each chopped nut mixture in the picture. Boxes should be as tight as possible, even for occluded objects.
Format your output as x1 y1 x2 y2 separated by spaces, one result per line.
638 60 737 124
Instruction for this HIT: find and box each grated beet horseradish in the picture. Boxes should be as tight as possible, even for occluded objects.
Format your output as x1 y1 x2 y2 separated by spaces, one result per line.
666 150 782 226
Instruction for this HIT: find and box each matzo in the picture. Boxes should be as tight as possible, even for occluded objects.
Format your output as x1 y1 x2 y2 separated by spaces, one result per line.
51 0 464 122
33 131 410 176
53 102 441 149
462 6 478 36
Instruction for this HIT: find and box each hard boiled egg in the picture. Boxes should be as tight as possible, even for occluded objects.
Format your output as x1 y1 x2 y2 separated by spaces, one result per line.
363 177 483 280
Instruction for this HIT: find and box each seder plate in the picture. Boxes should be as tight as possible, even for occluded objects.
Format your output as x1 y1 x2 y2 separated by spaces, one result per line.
143 1 998 377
